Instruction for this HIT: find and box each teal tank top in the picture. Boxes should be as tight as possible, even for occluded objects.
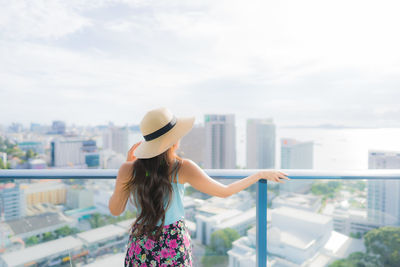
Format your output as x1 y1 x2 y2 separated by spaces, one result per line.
133 161 185 226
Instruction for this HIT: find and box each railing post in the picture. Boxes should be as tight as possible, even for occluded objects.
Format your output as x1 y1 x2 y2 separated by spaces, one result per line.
256 179 267 267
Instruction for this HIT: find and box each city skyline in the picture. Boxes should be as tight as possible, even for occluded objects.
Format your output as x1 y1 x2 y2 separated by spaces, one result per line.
3 115 398 131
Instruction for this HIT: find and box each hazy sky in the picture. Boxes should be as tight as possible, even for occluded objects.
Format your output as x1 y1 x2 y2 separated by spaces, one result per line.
1 0 400 129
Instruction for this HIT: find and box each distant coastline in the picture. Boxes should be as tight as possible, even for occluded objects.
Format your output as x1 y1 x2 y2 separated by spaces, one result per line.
279 124 400 129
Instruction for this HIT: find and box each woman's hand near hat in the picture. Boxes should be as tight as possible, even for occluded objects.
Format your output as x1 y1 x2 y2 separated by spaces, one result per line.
110 147 141 216
126 141 142 162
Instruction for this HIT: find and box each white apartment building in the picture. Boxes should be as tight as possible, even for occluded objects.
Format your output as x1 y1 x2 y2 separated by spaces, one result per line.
246 118 276 169
195 191 255 245
327 205 381 236
50 138 90 168
367 149 400 225
196 207 256 246
228 206 365 267
204 114 236 169
280 138 314 193
0 183 25 222
102 126 130 156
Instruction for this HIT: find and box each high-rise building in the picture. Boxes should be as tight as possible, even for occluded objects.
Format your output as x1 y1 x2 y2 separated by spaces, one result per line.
281 138 313 169
0 183 25 221
30 123 50 134
204 114 236 169
51 138 99 168
51 120 66 135
280 138 314 193
246 118 276 169
177 124 205 167
8 122 23 133
82 140 100 168
367 150 400 225
102 126 130 156
30 123 41 132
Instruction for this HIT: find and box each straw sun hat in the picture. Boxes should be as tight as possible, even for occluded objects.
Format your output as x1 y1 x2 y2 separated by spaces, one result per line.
133 107 195 159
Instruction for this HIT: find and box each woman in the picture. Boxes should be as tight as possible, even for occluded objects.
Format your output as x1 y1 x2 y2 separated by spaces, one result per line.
108 107 290 267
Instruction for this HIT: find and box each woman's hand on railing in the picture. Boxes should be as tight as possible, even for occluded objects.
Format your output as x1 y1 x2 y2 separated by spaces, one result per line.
126 141 142 162
257 170 290 183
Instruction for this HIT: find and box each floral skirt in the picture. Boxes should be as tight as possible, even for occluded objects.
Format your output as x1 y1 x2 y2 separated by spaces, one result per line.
124 219 193 267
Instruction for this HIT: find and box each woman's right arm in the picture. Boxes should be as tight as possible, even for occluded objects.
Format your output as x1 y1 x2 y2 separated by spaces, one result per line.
183 159 290 198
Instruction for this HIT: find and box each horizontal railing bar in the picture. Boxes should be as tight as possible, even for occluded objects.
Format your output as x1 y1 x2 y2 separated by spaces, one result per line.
0 169 118 179
1 169 400 180
206 169 400 179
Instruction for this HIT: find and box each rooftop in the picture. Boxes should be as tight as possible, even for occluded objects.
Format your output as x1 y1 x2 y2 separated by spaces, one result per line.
272 193 321 210
272 206 331 225
7 211 71 235
76 224 127 244
115 219 135 232
0 236 83 266
20 180 66 193
218 207 256 229
268 227 316 249
83 252 125 267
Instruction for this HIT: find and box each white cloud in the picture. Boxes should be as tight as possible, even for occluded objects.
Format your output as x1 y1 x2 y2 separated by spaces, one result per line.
0 0 93 40
0 0 400 128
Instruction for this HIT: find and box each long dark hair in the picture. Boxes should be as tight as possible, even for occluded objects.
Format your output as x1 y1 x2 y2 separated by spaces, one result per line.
122 147 182 241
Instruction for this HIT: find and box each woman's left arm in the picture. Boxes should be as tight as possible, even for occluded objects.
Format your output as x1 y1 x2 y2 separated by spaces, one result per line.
109 141 141 216
108 162 133 216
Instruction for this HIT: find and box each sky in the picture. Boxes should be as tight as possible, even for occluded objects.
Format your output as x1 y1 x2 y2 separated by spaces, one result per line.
1 0 400 129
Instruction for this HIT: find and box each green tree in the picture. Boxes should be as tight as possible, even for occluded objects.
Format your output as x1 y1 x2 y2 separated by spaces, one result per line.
364 226 400 266
121 210 136 220
0 137 25 159
330 226 400 267
329 252 374 267
26 149 35 159
201 247 228 266
0 158 5 169
224 228 240 249
354 181 366 191
42 231 56 242
210 230 230 255
88 212 106 228
201 228 240 266
311 181 341 198
105 209 136 224
349 232 362 239
26 235 39 246
210 228 240 254
54 225 79 237
12 148 25 158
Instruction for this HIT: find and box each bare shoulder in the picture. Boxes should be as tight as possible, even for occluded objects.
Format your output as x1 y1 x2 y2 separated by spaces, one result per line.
177 158 198 184
118 161 134 175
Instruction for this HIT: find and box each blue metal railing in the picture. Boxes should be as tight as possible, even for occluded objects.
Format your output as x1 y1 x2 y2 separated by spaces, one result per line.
2 168 400 267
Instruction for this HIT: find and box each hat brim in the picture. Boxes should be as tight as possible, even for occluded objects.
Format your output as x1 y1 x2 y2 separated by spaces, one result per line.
133 116 195 159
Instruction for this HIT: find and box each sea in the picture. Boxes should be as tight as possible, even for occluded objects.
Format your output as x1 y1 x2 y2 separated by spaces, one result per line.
236 127 400 171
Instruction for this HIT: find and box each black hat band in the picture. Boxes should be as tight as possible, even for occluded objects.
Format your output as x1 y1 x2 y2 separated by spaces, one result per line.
143 116 177 141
